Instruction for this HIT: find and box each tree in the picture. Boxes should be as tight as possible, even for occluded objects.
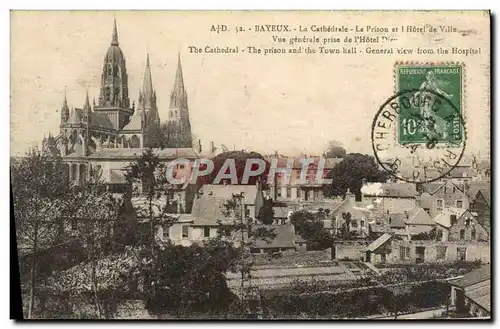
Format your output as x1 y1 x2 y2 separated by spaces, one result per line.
323 153 389 201
289 210 335 251
208 151 270 185
126 148 180 302
325 140 347 158
11 149 69 318
257 198 274 225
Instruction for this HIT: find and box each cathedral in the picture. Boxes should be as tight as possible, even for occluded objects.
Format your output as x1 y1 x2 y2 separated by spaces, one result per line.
42 19 198 188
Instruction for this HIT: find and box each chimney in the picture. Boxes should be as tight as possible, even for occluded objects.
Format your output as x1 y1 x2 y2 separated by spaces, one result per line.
198 139 202 153
345 188 356 203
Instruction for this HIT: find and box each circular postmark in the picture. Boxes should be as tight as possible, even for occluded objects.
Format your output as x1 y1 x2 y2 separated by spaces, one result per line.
371 89 466 183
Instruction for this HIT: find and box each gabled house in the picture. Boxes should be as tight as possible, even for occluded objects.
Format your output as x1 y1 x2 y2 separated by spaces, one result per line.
449 210 490 242
404 206 436 239
369 212 407 239
361 182 418 213
418 180 468 218
198 183 264 220
330 190 372 238
450 265 491 318
466 182 491 232
432 208 467 241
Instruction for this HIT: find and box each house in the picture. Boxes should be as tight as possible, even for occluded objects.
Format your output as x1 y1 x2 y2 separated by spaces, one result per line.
363 233 392 263
330 190 372 238
450 265 491 318
198 183 264 220
369 212 406 239
266 155 341 203
272 205 290 225
466 182 491 232
364 236 490 265
417 180 469 218
361 182 418 213
250 225 307 254
404 206 436 239
449 210 490 242
432 208 467 241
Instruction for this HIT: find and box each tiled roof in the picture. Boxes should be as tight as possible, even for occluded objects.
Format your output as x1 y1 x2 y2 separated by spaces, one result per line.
252 225 301 249
388 213 406 228
450 265 490 289
466 282 491 312
191 196 231 225
405 207 435 226
199 184 259 205
87 147 199 160
122 116 143 131
432 208 467 228
365 233 392 252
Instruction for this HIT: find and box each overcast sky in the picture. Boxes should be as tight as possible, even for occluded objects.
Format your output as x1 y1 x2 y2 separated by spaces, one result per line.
10 11 490 157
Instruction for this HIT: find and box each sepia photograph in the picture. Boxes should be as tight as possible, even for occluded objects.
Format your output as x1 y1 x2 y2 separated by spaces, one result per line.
10 10 491 320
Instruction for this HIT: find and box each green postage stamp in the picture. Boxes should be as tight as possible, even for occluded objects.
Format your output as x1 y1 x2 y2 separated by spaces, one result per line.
395 62 464 146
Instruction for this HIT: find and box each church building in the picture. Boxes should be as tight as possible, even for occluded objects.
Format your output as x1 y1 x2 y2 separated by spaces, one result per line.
42 19 199 209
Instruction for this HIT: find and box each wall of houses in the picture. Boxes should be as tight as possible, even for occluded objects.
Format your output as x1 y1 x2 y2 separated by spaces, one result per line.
388 240 490 265
334 240 370 260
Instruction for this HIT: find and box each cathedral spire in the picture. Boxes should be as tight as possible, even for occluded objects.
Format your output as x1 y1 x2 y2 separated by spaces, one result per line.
142 53 154 109
111 18 119 46
83 90 91 111
170 53 187 109
61 90 70 123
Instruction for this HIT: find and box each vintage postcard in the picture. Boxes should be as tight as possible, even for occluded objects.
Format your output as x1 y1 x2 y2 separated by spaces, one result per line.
10 10 491 320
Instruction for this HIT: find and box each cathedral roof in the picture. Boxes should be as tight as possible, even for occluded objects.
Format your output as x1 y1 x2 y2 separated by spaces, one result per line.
170 53 188 109
90 112 114 130
87 148 200 160
122 116 143 132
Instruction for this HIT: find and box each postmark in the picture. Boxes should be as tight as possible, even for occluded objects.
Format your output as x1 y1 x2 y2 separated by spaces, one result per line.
395 62 465 147
371 89 466 183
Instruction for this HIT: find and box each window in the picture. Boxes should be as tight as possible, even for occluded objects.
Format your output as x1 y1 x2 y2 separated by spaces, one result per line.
350 221 358 228
399 246 410 260
163 226 169 239
277 188 282 197
450 215 457 226
286 188 291 198
436 199 444 210
203 227 210 238
456 200 463 208
436 246 447 260
360 220 365 228
460 229 465 240
457 247 467 261
182 226 189 239
452 187 456 193
297 189 301 198
471 227 476 240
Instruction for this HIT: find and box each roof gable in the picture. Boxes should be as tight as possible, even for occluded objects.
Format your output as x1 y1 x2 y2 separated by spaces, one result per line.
405 207 435 226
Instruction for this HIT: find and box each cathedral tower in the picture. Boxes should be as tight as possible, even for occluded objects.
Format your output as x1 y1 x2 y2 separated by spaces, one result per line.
167 54 192 148
94 19 133 130
137 53 160 126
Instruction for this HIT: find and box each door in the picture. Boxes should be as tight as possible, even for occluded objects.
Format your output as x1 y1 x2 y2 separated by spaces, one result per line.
415 246 425 264
381 253 387 263
365 251 371 263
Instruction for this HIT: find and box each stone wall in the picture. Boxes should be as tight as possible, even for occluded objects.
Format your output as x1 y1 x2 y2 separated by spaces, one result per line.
334 240 370 260
252 249 332 266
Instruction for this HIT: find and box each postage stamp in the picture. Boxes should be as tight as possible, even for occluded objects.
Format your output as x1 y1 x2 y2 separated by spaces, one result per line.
395 62 465 146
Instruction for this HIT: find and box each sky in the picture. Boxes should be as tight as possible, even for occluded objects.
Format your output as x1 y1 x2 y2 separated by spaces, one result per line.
10 11 491 157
